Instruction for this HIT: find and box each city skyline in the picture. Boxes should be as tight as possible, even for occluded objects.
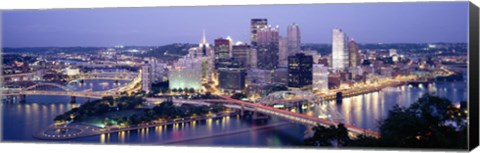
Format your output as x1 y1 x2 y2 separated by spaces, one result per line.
2 2 469 47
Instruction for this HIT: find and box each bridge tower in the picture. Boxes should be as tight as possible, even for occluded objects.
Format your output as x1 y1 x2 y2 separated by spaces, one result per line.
18 94 26 103
336 92 343 103
70 96 76 103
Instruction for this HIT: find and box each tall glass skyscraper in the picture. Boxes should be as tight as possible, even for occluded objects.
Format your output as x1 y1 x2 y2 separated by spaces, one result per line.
332 28 349 70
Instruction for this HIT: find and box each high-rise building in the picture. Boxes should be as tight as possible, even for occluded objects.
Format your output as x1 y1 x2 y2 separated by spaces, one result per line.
249 48 258 69
214 38 231 60
332 28 349 70
287 23 301 55
169 56 203 91
250 18 268 46
141 63 152 93
232 44 251 68
348 39 360 68
141 58 167 93
226 36 234 56
288 53 313 88
278 37 288 68
312 64 329 92
256 26 280 70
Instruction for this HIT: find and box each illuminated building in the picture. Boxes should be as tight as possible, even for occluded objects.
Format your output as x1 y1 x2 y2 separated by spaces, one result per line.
287 23 301 55
142 57 167 93
288 53 313 88
256 25 279 70
64 67 80 76
312 64 329 92
169 56 202 91
278 37 288 68
232 44 252 68
226 36 234 56
214 38 231 61
332 28 349 70
250 18 268 46
348 39 360 68
199 30 212 57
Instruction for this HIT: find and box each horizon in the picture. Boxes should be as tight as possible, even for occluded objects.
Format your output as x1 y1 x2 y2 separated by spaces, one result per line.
2 2 469 47
1 41 469 49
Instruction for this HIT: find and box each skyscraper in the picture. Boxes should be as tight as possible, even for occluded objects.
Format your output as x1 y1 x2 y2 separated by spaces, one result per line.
332 28 349 70
278 37 288 68
348 39 360 68
232 44 251 68
288 53 313 88
250 18 268 46
256 25 279 70
287 23 301 55
214 38 231 60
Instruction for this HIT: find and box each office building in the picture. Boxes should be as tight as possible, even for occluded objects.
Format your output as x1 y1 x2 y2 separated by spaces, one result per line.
256 26 280 70
250 18 268 46
348 39 360 68
332 28 349 70
287 23 301 55
312 64 329 92
288 53 313 88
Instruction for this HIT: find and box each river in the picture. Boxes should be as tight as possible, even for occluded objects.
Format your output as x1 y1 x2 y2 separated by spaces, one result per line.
1 79 467 147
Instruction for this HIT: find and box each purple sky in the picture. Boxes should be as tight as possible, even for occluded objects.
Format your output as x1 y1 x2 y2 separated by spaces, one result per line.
2 2 469 47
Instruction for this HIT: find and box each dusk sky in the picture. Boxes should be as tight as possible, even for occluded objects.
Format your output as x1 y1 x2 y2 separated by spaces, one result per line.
2 2 469 47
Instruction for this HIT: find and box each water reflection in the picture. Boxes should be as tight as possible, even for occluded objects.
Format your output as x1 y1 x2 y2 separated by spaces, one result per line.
308 82 467 130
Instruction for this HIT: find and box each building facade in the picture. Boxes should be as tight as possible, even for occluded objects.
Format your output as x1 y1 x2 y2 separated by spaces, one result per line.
287 23 301 55
169 56 203 91
312 64 329 92
288 53 313 88
332 28 349 70
250 18 268 46
348 39 360 68
256 26 280 70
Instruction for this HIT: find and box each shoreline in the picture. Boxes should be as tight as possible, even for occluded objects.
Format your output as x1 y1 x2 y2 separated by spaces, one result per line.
33 112 240 140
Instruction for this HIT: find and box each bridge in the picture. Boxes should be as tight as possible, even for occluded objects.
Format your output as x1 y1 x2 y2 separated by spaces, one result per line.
144 96 380 138
1 71 143 102
69 72 138 82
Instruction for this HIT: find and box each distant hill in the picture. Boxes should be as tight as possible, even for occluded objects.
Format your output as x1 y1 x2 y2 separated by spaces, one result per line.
137 43 195 60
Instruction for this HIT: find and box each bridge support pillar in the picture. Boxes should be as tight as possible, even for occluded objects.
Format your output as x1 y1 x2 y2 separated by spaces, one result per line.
336 92 343 103
70 96 76 103
18 94 26 103
240 105 245 116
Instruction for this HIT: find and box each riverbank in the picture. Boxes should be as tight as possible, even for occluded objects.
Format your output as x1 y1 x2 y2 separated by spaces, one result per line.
33 112 239 140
